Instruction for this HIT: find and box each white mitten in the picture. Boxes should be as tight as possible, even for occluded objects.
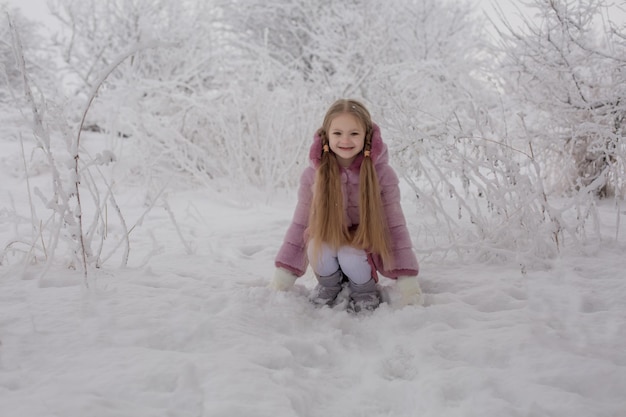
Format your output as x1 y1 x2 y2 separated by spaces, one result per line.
269 267 297 291
396 275 423 306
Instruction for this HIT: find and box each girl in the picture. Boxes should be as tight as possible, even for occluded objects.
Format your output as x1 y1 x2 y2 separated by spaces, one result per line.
270 99 422 312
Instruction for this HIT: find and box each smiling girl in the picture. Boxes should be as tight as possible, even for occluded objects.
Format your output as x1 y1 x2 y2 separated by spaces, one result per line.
270 99 422 312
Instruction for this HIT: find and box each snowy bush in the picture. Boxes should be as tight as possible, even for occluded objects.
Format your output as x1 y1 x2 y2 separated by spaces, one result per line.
1 6 35 102
2 0 623 278
492 0 626 199
1 15 175 282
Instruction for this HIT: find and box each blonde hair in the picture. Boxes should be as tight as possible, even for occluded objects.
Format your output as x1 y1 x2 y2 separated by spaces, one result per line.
307 99 392 268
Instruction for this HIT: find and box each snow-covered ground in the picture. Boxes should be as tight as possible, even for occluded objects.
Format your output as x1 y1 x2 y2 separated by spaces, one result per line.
1 156 625 417
2 0 625 413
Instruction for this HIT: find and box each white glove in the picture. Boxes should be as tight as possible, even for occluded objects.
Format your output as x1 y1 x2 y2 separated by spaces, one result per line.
269 267 297 291
396 275 423 306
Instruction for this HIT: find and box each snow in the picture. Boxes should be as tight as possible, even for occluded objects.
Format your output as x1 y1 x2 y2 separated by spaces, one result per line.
1 173 625 416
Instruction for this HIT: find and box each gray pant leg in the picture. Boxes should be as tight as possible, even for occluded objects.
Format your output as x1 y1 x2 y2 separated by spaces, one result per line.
349 278 378 298
317 269 343 288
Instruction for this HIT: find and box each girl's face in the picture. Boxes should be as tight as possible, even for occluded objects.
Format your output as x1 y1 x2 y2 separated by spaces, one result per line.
328 112 365 168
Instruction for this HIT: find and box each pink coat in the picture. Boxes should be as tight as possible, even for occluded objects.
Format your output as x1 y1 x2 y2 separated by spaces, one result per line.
275 123 419 279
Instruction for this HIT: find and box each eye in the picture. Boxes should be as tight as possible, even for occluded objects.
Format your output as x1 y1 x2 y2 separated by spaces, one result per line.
332 131 341 136
351 132 360 136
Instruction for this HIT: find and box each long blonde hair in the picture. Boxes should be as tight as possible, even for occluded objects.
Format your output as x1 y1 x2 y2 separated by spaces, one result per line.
307 99 392 268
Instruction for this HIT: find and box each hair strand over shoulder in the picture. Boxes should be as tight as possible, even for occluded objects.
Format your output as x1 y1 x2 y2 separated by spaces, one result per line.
307 99 393 269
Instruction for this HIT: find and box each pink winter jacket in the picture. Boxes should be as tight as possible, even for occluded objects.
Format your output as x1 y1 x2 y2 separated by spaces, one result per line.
275 123 419 279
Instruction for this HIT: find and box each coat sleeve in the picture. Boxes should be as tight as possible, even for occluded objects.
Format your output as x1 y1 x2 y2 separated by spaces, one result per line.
274 167 315 277
376 164 419 278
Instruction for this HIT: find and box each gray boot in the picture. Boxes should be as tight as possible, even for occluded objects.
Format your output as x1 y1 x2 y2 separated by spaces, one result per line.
310 269 343 306
348 278 381 313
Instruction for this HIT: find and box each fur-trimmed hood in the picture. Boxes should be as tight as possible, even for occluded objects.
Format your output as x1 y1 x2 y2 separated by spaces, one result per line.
308 123 389 172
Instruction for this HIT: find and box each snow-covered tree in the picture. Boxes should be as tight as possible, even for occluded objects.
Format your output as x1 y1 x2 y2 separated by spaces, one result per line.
494 0 626 198
9 0 620 274
1 5 54 105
